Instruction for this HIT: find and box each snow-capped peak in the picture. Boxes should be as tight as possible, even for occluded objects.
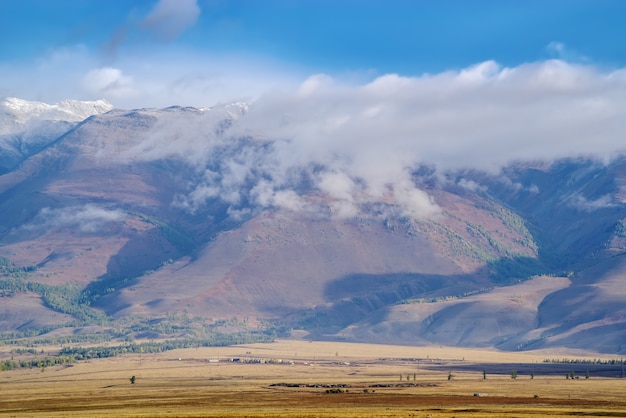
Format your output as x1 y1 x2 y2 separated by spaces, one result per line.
1 97 114 126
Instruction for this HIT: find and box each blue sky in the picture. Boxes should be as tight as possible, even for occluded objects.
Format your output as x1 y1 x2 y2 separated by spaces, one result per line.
1 0 625 108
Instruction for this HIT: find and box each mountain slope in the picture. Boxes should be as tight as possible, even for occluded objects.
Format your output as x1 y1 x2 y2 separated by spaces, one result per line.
470 158 626 269
1 100 626 353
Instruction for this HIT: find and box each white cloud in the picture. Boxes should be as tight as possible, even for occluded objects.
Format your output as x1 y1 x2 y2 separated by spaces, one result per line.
546 41 588 62
5 54 626 222
111 59 626 221
23 205 126 234
0 45 96 104
0 42 300 110
141 0 200 41
546 41 566 57
296 74 335 98
457 179 487 193
567 193 616 212
262 187 307 213
81 67 136 99
237 60 626 174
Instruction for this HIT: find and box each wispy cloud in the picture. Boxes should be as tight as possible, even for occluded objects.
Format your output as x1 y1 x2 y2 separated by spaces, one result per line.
0 45 299 109
84 0 201 103
21 205 126 234
546 41 588 63
140 0 201 41
566 193 616 212
81 67 136 100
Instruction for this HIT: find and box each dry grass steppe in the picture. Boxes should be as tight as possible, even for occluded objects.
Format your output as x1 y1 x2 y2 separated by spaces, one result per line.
2 340 626 417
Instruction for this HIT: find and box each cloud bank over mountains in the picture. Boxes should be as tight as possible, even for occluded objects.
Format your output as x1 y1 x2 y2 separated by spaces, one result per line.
2 1 626 221
9 54 625 176
102 58 626 221
241 60 626 172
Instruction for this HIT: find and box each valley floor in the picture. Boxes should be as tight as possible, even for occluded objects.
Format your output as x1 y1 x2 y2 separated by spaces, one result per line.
1 340 625 417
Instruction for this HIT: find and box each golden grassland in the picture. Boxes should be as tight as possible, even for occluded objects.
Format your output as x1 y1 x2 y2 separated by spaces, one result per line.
1 339 626 417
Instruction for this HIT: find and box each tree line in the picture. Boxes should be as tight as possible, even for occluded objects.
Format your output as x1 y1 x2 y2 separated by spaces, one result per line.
0 331 279 372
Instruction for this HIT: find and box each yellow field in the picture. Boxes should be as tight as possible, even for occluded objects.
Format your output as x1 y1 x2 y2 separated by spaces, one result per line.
1 340 625 417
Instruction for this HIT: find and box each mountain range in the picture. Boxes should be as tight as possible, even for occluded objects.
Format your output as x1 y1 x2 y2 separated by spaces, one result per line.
1 97 625 354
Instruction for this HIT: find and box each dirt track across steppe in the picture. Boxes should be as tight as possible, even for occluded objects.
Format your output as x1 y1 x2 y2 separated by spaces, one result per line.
1 340 626 417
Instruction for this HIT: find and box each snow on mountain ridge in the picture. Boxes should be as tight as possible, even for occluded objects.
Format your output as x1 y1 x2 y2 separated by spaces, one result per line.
1 97 113 127
0 97 114 173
